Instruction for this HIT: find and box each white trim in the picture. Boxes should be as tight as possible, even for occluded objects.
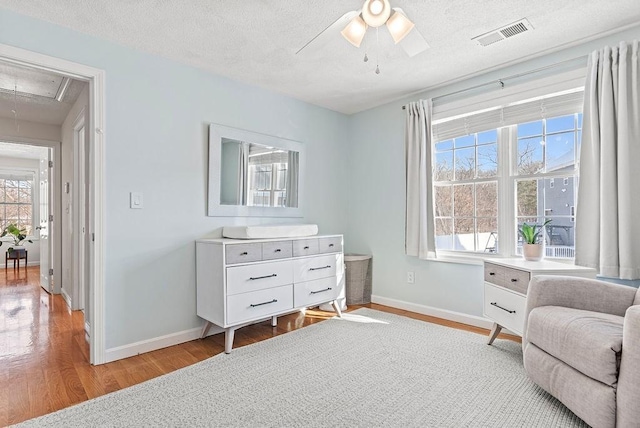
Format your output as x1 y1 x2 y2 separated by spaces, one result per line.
104 324 224 363
1 261 40 268
0 43 107 365
371 294 495 330
61 287 72 309
71 108 86 311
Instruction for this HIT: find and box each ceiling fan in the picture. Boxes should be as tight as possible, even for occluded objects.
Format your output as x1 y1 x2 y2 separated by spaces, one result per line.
296 0 429 70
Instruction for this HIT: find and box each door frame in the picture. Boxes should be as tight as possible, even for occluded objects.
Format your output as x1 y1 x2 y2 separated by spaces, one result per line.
72 108 87 311
0 44 106 365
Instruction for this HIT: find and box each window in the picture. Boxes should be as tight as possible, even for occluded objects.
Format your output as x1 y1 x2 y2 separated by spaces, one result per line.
0 173 34 235
247 150 288 207
433 100 583 259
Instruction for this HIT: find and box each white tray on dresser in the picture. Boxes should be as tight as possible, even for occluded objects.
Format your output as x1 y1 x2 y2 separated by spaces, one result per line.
196 235 344 353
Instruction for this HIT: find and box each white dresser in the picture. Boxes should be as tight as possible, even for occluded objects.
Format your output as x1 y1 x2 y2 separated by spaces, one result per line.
196 235 344 353
483 258 596 344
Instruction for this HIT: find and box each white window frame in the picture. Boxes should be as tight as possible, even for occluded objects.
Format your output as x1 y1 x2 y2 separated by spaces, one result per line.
0 168 38 236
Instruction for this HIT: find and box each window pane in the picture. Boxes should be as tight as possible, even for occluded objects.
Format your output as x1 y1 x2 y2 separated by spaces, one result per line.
478 218 498 253
5 205 19 220
454 135 474 148
453 218 474 251
453 184 474 217
517 137 544 175
546 131 575 172
435 219 453 250
476 182 497 217
516 179 539 217
5 187 18 203
577 113 583 129
435 140 453 151
546 115 575 133
477 130 497 145
435 152 453 181
19 189 31 204
477 144 498 178
518 120 543 138
435 185 452 216
543 176 575 216
454 147 475 180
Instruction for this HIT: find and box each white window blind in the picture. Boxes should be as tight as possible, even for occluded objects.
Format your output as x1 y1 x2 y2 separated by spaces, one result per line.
432 90 584 142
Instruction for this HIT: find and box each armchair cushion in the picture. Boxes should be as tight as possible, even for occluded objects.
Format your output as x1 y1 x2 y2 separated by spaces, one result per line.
527 306 624 386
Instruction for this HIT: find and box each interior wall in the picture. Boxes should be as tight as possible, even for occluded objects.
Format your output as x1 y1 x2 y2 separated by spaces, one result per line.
0 9 350 350
60 83 89 306
0 155 41 267
346 24 640 320
0 116 60 142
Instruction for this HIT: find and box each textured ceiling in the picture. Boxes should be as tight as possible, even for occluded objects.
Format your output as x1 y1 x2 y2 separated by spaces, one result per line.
0 1 639 114
0 60 85 125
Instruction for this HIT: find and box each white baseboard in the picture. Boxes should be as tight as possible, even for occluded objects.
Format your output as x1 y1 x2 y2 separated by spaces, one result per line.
1 261 40 268
61 288 72 309
371 295 495 330
104 323 224 363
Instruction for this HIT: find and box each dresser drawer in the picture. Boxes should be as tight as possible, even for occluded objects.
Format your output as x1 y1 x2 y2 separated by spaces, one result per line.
294 277 339 308
484 262 530 295
262 240 293 261
292 239 319 257
225 243 262 265
226 285 293 325
483 283 526 335
293 254 337 283
318 236 342 254
226 260 293 295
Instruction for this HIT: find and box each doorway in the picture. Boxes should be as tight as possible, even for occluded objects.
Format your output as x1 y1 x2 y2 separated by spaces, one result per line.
0 44 105 364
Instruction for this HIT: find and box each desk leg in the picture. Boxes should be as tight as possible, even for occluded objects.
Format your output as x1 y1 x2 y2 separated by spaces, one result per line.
332 300 343 318
224 327 236 354
271 316 277 327
487 322 502 345
200 321 212 339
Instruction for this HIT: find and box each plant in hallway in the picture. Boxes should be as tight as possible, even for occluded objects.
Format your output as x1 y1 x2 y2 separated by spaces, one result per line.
519 219 551 261
0 223 33 253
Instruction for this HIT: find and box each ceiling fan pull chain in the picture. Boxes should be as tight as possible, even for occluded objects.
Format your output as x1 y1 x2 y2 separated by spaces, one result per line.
375 27 381 74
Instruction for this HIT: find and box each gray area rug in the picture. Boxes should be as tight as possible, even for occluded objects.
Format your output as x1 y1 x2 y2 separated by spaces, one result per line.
19 308 588 427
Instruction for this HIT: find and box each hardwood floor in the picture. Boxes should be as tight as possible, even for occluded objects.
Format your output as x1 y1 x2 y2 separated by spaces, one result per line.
0 266 519 426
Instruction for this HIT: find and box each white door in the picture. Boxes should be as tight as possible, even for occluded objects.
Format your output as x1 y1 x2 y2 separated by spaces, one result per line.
78 125 86 310
39 150 52 293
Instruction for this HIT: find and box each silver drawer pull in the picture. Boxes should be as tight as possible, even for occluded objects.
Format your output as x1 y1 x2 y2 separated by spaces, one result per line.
490 302 516 314
309 265 331 271
304 246 310 250
250 299 278 308
329 244 334 247
511 278 518 282
240 252 248 256
489 272 496 276
310 287 332 295
274 249 281 252
249 274 277 280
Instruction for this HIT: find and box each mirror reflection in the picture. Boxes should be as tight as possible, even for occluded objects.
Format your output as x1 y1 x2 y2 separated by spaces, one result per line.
220 139 299 208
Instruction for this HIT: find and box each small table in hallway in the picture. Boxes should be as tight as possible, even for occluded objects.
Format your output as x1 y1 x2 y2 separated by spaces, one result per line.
6 248 27 270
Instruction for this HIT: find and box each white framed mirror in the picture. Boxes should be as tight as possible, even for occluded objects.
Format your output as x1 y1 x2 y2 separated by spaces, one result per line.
208 124 305 217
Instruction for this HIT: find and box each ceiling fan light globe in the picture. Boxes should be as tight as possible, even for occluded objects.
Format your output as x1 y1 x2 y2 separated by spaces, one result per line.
386 10 415 44
341 15 368 47
362 0 391 28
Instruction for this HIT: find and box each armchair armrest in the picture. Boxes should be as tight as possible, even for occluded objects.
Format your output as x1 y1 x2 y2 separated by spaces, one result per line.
523 276 636 343
617 305 640 427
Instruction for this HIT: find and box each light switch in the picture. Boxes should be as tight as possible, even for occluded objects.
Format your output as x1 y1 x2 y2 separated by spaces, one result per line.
130 192 143 209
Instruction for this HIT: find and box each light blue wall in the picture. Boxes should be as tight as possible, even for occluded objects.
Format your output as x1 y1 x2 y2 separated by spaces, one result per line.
0 10 350 348
346 24 640 317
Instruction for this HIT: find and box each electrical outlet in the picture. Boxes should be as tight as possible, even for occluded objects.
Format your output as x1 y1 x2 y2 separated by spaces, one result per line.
407 271 415 284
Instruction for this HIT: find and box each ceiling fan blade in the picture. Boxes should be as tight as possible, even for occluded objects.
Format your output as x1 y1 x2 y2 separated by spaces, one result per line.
393 7 430 57
296 10 360 55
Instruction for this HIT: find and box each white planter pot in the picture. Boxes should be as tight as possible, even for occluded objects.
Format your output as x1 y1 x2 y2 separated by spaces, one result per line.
522 243 544 261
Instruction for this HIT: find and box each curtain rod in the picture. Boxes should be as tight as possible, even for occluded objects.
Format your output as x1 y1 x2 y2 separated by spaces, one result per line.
401 55 587 110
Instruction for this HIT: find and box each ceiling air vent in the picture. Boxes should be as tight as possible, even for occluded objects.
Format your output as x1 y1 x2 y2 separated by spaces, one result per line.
472 18 534 47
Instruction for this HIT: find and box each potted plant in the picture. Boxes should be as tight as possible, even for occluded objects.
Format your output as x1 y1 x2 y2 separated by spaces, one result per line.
519 219 551 261
0 223 33 255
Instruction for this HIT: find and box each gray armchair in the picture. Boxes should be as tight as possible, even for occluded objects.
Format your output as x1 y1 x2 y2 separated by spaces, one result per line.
523 275 640 428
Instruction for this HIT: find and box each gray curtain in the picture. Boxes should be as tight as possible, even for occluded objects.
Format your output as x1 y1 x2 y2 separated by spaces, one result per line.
575 40 640 280
237 142 250 205
405 99 436 259
286 151 299 207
